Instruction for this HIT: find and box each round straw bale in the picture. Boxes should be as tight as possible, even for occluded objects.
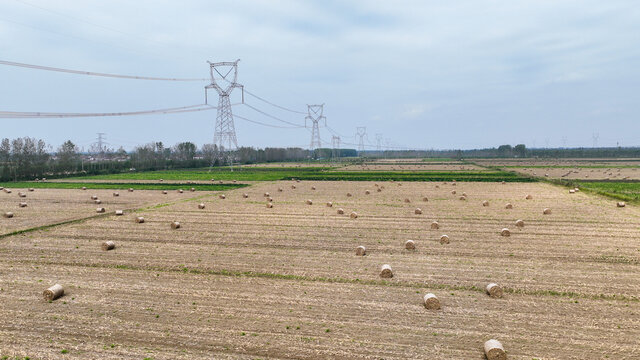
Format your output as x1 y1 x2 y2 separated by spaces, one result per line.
346 192 352 197
264 192 270 197
128 188 134 192
422 197 428 202
459 196 466 201
4 212 14 218
190 187 196 192
160 178 164 182
4 188 11 193
296 179 301 183
415 208 422 215
380 264 393 278
94 199 102 204
198 203 205 209
18 192 26 198
113 192 119 197
115 210 124 216
486 283 503 298
278 188 283 192
96 207 105 213
484 339 506 360
501 181 506 184
266 202 273 208
500 228 510 237
451 190 456 195
171 221 181 229
267 197 273 202
617 202 626 208
162 190 168 194
515 219 524 228
355 245 366 256
311 186 316 190
102 241 115 251
178 189 183 193
219 180 223 184
405 240 416 250
431 221 439 229
569 189 575 194
462 192 467 196
91 196 99 202
365 190 370 195
19 202 27 207
543 208 551 215
291 185 296 189
505 203 513 209
232 180 237 183
525 194 533 200
219 194 226 199
337 208 344 214
574 187 579 192
43 284 64 301
439 234 450 244
28 188 34 192
350 211 358 219
423 293 441 310
135 216 145 223
306 199 313 205
377 188 382 192
482 200 489 207
326 202 333 207
404 198 411 203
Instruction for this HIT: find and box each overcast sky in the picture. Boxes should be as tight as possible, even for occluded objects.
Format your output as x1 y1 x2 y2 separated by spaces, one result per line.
1 0 639 151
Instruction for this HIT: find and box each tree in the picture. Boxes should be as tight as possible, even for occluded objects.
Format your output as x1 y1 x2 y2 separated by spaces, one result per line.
172 142 197 161
57 140 79 172
514 144 526 157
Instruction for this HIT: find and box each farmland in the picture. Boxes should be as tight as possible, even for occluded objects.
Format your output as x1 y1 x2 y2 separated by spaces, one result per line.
1 174 639 359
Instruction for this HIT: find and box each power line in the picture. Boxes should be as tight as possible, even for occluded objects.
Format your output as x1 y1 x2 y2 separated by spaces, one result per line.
0 60 207 81
242 102 305 128
243 89 307 115
232 113 306 129
0 104 215 118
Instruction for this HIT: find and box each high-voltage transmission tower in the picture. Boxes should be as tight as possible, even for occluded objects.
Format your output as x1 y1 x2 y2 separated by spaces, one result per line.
592 133 599 148
375 133 383 152
356 127 367 152
331 135 341 159
205 59 243 151
305 104 326 150
96 133 106 153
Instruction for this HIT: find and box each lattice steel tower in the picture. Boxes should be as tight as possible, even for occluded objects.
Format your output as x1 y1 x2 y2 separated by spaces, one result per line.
305 104 326 150
331 135 340 159
205 59 243 151
356 127 367 152
375 133 383 152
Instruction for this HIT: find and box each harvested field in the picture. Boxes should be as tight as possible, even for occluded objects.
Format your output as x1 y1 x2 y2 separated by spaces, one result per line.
338 163 484 171
0 188 207 235
1 181 639 359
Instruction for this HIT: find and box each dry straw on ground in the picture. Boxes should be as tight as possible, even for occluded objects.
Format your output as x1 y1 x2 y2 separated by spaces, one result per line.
486 283 503 298
355 245 366 256
440 234 450 244
380 264 393 278
102 241 115 251
500 228 511 237
423 293 441 310
484 339 506 360
43 284 64 301
405 240 416 250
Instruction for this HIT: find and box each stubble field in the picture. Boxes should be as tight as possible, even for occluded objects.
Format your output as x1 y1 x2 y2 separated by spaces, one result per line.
1 180 639 359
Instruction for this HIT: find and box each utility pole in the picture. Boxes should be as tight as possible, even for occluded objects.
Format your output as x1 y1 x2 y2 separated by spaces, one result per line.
356 127 366 153
205 59 243 151
331 135 340 161
306 104 325 150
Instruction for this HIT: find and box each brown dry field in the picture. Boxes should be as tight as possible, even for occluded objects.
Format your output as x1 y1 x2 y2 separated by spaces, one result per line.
337 163 484 171
510 167 640 180
0 188 197 235
1 181 640 359
474 159 640 167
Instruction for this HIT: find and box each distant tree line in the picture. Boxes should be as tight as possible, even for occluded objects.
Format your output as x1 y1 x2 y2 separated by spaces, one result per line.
0 137 358 182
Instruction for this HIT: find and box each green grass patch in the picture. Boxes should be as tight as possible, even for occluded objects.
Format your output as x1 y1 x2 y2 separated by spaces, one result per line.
0 182 248 191
573 182 640 203
58 168 533 182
